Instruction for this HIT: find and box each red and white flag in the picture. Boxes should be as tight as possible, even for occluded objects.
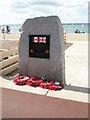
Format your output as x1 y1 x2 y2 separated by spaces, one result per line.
39 37 43 43
39 37 46 43
42 37 46 43
33 37 39 43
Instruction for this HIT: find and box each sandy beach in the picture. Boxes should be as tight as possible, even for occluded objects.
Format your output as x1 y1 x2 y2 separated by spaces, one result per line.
66 33 88 41
0 32 88 41
0 32 21 40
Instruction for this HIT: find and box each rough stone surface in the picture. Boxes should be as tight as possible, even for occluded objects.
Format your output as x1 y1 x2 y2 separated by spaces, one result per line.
19 16 65 82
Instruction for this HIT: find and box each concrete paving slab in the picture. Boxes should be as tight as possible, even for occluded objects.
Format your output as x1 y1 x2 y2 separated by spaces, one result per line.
47 89 88 103
65 41 88 88
0 76 88 103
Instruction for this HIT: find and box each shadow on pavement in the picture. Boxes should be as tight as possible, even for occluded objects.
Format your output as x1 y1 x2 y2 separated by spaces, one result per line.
64 84 89 94
64 42 73 50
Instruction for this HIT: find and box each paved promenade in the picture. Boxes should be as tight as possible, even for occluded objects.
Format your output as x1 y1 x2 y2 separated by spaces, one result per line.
0 41 89 118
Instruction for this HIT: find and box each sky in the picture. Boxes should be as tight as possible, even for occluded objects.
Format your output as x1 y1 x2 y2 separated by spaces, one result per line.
0 0 89 25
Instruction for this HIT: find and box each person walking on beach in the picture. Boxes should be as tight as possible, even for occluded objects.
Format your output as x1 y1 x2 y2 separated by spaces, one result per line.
2 26 5 40
2 25 5 33
6 25 10 33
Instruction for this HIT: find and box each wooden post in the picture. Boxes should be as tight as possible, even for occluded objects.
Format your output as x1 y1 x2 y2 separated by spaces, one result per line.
2 26 5 40
3 32 5 40
64 30 67 42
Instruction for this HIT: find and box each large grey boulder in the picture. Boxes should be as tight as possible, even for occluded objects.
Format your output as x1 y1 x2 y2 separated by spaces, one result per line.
19 16 65 82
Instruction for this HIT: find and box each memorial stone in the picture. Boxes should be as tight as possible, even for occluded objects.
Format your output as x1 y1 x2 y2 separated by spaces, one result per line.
19 16 65 82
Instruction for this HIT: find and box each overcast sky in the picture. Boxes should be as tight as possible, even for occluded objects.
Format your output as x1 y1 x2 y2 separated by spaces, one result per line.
0 0 89 25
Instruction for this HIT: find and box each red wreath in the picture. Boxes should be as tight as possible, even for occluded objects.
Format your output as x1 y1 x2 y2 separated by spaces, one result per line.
40 80 54 89
40 81 63 90
13 76 29 85
13 76 64 90
49 81 64 90
26 77 43 87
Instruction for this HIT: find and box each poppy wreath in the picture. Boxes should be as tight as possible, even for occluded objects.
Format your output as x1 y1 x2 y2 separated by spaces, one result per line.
26 77 44 87
13 76 29 85
13 76 64 90
40 81 63 90
40 80 54 89
49 81 64 90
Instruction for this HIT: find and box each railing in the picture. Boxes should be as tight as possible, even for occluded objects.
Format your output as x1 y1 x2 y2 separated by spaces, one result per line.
0 40 19 76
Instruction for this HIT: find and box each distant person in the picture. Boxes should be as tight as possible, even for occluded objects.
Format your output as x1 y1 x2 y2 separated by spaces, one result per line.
2 26 5 40
2 26 5 33
75 29 80 33
80 31 85 34
6 25 10 33
19 27 21 32
19 26 22 33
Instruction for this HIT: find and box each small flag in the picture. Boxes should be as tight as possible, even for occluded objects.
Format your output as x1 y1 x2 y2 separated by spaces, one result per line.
39 37 46 43
33 37 39 43
42 37 46 43
39 37 43 43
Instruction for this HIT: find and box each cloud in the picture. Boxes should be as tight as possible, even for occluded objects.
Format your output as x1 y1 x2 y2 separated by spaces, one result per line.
0 0 89 24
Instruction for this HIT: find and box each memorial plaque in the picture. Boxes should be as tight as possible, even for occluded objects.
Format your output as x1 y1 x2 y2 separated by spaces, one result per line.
29 35 50 59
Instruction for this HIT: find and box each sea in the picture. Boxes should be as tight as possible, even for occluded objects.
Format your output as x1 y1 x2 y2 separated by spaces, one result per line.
0 23 89 33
